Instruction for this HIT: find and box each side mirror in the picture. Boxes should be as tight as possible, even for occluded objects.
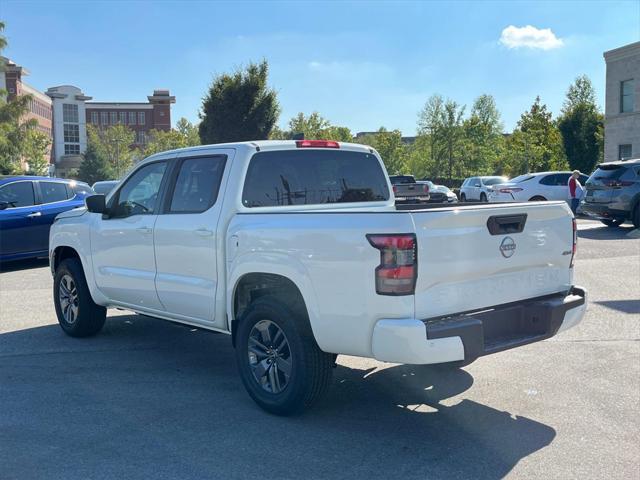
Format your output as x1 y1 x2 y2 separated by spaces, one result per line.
85 194 106 214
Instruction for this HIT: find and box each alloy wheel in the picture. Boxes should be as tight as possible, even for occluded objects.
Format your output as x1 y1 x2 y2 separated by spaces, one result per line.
58 274 79 324
247 319 292 394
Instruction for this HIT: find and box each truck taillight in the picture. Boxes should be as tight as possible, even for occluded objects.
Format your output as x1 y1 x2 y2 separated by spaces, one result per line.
392 185 398 194
422 183 429 193
571 218 577 268
366 234 417 295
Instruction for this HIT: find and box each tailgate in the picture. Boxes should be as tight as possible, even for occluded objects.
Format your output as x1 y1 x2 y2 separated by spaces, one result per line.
411 202 574 319
395 184 427 198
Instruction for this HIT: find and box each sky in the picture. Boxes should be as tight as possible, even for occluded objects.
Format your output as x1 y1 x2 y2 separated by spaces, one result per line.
2 0 639 134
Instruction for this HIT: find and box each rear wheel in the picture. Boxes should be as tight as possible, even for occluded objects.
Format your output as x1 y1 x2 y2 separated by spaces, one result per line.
632 204 640 229
601 218 624 228
529 196 547 201
480 193 487 202
54 258 106 337
235 296 333 415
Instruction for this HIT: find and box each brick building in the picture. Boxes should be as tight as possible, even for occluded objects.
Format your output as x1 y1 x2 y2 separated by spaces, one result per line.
603 41 640 162
0 57 53 169
46 86 175 175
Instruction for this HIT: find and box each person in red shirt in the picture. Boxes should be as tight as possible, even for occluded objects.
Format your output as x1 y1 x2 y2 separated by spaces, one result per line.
568 170 583 214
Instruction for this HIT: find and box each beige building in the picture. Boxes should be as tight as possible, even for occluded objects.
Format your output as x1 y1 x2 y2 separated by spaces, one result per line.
603 41 640 162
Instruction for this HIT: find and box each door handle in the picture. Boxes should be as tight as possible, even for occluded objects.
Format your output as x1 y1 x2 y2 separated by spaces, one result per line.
136 226 152 234
27 211 42 218
195 227 213 237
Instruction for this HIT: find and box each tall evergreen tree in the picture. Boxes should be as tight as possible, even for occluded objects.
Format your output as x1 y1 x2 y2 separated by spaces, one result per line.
507 96 567 174
199 61 280 144
557 75 603 174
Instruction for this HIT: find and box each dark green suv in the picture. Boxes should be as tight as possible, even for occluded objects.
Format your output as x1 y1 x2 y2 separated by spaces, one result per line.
581 159 640 228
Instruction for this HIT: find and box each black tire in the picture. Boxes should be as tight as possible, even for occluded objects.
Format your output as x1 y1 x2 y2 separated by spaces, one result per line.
529 196 547 201
235 296 333 415
601 218 624 228
53 258 106 337
460 193 466 202
632 204 640 229
480 192 487 202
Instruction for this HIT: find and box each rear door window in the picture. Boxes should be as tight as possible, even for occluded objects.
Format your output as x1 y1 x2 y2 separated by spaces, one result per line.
242 149 390 207
40 182 70 204
539 174 557 186
168 156 227 213
0 182 35 208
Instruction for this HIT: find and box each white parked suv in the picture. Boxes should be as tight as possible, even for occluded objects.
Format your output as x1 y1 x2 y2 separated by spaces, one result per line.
49 140 587 414
460 176 508 202
488 172 590 203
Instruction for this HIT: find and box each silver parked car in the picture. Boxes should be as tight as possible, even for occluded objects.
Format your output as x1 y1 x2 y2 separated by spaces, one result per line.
460 176 508 202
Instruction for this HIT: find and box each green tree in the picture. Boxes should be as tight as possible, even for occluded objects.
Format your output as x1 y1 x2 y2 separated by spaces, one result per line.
271 112 353 141
440 100 466 181
557 75 603 174
463 94 505 176
356 127 407 175
176 117 200 146
87 124 135 178
506 96 567 174
199 60 280 144
23 129 51 175
77 143 112 184
417 94 445 175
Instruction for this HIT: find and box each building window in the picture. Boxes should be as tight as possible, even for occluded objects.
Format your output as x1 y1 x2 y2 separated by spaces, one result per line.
138 111 145 125
91 112 99 124
101 111 108 125
64 144 81 155
621 80 634 113
137 131 146 144
619 144 633 161
62 103 78 123
110 112 117 124
63 124 80 143
119 112 127 124
129 112 136 125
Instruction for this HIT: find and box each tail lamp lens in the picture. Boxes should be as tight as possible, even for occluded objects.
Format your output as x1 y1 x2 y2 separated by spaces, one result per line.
366 234 417 295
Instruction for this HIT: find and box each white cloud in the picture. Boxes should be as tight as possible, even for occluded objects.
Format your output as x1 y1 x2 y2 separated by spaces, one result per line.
499 25 564 50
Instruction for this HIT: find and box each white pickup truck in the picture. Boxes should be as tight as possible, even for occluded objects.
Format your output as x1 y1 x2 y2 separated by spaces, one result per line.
50 140 587 414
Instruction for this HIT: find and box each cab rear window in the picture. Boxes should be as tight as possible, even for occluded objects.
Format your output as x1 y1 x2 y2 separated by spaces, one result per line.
242 150 390 207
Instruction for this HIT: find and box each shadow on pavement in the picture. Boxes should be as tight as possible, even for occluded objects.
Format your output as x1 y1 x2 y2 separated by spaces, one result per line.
0 257 49 273
577 224 638 240
594 299 640 314
0 315 556 480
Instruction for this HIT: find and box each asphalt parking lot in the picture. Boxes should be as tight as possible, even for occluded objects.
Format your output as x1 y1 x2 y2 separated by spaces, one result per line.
0 218 638 480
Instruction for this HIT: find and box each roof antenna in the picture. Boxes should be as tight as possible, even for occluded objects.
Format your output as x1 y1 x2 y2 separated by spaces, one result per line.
291 132 305 140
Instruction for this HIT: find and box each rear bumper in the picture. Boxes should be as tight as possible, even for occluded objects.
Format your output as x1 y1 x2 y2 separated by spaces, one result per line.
580 202 629 220
371 286 587 365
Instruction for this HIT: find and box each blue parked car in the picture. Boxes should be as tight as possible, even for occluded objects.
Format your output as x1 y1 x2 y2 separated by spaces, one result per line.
0 176 93 262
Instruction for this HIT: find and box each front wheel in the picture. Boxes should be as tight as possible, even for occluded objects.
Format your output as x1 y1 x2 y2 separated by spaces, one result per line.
601 218 624 228
54 258 106 337
235 297 333 415
460 193 466 202
480 193 488 202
